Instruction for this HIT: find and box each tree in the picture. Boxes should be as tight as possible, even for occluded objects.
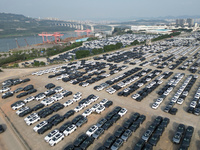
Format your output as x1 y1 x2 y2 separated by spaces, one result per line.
92 48 104 55
76 50 90 59
131 40 140 45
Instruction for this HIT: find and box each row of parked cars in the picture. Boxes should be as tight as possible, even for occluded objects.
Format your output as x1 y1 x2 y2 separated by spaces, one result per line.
64 106 128 150
172 124 194 149
134 116 170 150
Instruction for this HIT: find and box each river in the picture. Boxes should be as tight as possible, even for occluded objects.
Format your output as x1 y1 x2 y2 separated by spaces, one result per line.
0 32 79 52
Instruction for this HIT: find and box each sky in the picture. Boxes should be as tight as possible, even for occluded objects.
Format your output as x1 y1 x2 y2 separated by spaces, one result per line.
0 0 200 21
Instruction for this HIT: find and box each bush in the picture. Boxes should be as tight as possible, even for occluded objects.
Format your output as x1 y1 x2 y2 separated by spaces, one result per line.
76 50 90 59
92 48 104 55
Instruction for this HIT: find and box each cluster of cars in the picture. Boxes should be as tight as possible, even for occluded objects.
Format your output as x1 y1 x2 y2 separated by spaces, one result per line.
64 106 127 150
162 75 197 115
189 57 200 73
187 85 200 115
172 124 194 149
134 116 170 150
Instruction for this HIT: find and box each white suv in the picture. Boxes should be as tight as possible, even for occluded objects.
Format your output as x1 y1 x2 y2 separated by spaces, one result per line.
63 124 77 136
25 115 40 126
49 132 64 146
86 125 98 136
33 121 48 132
24 96 35 103
44 129 60 142
63 100 74 107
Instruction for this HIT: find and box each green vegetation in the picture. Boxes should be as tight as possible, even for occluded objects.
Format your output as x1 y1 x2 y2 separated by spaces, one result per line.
32 61 45 67
173 28 192 32
76 50 90 59
152 32 181 42
87 37 98 41
104 43 123 52
131 40 140 46
92 48 104 55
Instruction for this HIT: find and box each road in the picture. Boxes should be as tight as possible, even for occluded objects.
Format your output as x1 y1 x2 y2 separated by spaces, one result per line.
0 112 25 150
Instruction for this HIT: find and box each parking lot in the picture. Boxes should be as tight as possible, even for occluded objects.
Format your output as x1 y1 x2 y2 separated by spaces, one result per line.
1 34 200 150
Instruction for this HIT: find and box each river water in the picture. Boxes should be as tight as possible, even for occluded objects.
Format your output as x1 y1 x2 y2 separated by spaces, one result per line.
0 32 79 52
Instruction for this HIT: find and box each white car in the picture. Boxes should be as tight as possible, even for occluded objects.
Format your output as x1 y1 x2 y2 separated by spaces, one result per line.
26 115 40 126
73 96 82 102
49 132 64 146
0 87 10 93
118 108 128 117
86 125 98 136
100 99 108 105
44 89 53 95
182 91 188 96
155 98 164 105
16 106 30 115
96 105 105 114
177 98 184 105
24 96 35 103
82 109 93 117
163 91 170 96
74 105 84 112
41 98 55 106
91 103 100 112
151 103 159 110
108 89 116 94
51 94 63 101
190 101 197 108
73 92 82 97
63 124 77 136
82 82 89 87
24 113 38 121
171 97 178 103
90 95 99 102
63 100 74 107
44 129 60 142
60 90 68 96
82 100 92 107
35 94 46 101
33 121 48 132
12 102 25 110
131 94 140 100
54 86 63 93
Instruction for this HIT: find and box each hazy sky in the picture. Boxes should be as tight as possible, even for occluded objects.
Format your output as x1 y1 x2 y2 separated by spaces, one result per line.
1 0 200 20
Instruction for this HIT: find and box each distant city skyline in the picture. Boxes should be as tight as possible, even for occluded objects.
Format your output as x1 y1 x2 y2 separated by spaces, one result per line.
1 0 200 21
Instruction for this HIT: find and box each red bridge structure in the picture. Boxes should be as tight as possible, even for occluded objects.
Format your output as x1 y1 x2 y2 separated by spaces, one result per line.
74 29 91 37
38 32 64 43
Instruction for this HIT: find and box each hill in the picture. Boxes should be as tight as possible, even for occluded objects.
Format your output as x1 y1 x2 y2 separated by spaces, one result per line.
0 13 75 38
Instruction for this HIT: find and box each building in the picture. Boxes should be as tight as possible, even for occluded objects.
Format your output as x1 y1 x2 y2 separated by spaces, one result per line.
131 25 172 34
187 18 194 27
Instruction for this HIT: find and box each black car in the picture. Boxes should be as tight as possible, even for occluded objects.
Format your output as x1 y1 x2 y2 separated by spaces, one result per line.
14 87 24 93
64 144 74 150
111 114 120 123
97 146 106 150
104 135 116 149
23 85 34 91
185 126 194 137
154 116 163 125
76 117 88 127
59 121 72 133
0 125 5 133
32 103 45 111
2 92 13 99
74 133 88 147
92 128 104 139
179 145 189 150
112 106 122 114
164 106 171 113
129 122 140 132
136 115 146 124
64 110 75 119
130 112 140 122
105 112 115 120
37 123 53 134
143 143 153 150
134 139 145 150
27 89 37 95
177 124 185 134
53 104 64 112
80 136 94 150
114 127 125 138
40 109 53 118
63 91 73 97
52 116 65 126
169 108 178 115
96 118 107 128
16 92 28 98
45 83 55 89
160 117 170 127
149 134 160 146
123 119 133 129
19 108 32 117
104 101 113 108
22 78 30 83
181 135 191 147
46 90 56 97
155 125 165 136
72 115 84 124
49 103 61 110
47 114 60 123
102 120 113 130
